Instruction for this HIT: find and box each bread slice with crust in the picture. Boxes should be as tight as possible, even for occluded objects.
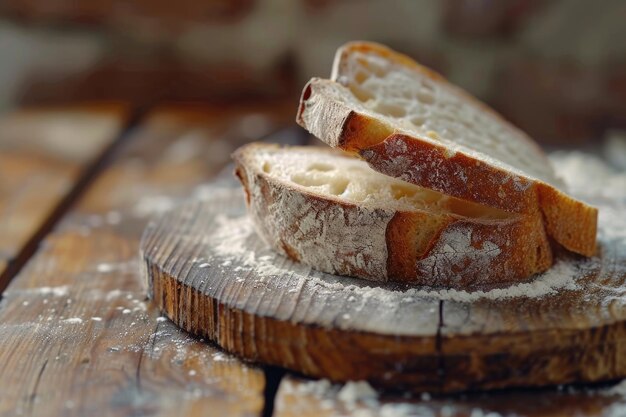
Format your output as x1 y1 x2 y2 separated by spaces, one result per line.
233 143 553 288
296 41 597 257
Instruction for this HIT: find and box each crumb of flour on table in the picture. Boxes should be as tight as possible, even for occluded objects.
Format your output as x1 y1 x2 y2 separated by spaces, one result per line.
337 381 379 406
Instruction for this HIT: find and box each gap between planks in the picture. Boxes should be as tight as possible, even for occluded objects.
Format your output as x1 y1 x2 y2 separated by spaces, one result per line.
262 366 287 417
0 105 150 297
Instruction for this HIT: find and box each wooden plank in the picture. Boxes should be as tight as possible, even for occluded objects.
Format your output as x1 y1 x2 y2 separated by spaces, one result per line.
274 374 626 417
0 103 127 278
0 102 291 417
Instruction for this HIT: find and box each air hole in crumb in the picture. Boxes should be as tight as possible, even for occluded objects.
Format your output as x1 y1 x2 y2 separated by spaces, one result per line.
351 86 375 103
347 166 368 174
391 184 417 200
291 172 349 196
291 173 325 187
354 71 369 85
421 80 435 91
462 119 473 128
329 179 349 195
444 127 458 137
447 198 511 220
416 91 435 104
411 116 425 126
374 102 406 118
262 162 271 173
307 163 334 172
364 61 386 77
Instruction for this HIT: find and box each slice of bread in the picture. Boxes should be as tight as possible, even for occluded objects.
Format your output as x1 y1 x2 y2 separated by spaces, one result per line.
233 143 553 288
297 41 597 257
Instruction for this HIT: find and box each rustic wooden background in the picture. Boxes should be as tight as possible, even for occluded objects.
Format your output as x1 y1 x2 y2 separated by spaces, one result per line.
1 100 625 417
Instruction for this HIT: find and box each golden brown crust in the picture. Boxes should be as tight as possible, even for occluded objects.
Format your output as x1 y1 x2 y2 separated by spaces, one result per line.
538 185 598 257
232 143 554 288
385 211 452 282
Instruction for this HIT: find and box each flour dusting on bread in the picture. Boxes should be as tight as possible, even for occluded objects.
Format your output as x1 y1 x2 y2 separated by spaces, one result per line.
261 185 392 281
417 225 502 285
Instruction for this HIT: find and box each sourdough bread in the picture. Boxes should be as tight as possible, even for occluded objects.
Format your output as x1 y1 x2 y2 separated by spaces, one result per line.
297 41 597 257
233 143 553 288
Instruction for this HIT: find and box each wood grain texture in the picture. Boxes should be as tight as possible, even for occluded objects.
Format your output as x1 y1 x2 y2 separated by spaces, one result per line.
274 374 626 417
0 103 127 276
0 103 290 417
142 180 626 393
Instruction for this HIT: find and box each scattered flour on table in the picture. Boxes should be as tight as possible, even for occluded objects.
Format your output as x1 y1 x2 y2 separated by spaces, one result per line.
301 258 582 303
282 379 380 411
211 213 257 264
290 378 334 397
282 379 505 416
105 210 122 225
338 381 379 407
105 289 124 301
405 259 580 302
133 195 176 217
210 213 293 278
551 151 626 202
29 286 69 297
96 263 114 273
94 260 139 274
63 317 83 324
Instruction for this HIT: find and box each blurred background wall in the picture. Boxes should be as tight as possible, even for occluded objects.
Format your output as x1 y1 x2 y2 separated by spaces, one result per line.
0 0 625 145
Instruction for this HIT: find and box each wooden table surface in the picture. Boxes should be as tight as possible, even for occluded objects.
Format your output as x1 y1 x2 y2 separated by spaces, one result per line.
0 101 625 417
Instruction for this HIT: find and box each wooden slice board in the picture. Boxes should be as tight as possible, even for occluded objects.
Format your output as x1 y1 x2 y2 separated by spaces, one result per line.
141 182 626 393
